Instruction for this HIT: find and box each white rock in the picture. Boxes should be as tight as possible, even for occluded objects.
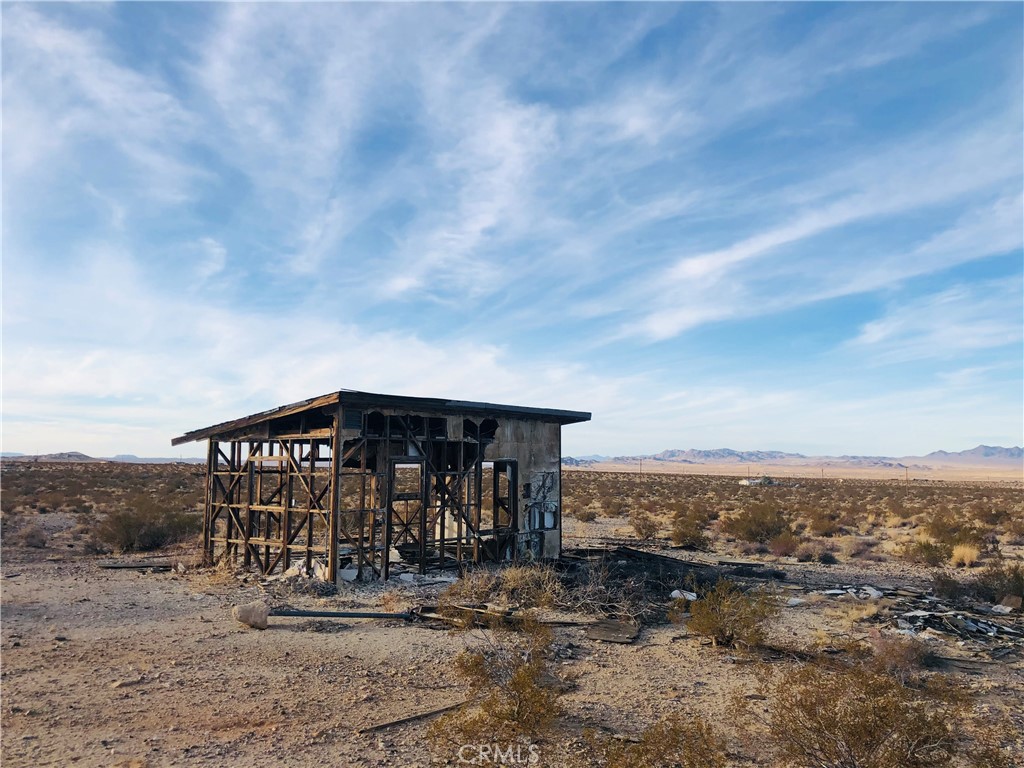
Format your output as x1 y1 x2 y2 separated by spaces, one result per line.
232 601 269 630
670 590 698 601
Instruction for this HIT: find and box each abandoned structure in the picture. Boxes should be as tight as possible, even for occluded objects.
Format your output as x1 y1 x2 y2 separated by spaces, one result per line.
172 390 590 581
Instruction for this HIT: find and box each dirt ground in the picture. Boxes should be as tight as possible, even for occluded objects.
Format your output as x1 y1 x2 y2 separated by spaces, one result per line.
3 476 1023 767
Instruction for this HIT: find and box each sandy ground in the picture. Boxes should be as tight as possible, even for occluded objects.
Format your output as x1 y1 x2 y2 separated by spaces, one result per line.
3 512 1023 767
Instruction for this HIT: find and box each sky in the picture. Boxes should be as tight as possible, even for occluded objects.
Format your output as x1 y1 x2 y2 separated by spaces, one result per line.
2 2 1022 459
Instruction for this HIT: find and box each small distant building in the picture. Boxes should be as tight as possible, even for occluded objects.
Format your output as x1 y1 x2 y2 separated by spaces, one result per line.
172 390 590 580
738 476 776 486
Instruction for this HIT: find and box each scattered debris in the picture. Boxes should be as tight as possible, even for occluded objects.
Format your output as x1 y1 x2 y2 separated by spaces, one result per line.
270 608 414 621
999 595 1022 612
232 601 270 630
586 618 640 644
356 700 468 734
98 562 172 572
806 583 1024 657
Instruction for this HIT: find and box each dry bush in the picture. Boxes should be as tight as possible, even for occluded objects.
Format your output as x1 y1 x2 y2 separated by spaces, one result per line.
575 507 598 523
949 544 980 568
807 510 842 537
95 495 200 553
497 565 565 608
629 510 659 540
754 664 991 768
794 541 837 564
769 530 802 557
841 536 877 560
378 590 405 613
18 524 47 548
902 540 953 567
681 580 778 648
671 509 711 549
441 568 500 606
930 571 967 601
428 620 561 752
557 563 660 624
576 714 727 768
441 565 565 611
722 503 790 543
601 498 628 518
866 632 936 684
971 561 1024 602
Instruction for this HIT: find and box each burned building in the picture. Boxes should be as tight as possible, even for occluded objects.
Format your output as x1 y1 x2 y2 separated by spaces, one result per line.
172 390 590 581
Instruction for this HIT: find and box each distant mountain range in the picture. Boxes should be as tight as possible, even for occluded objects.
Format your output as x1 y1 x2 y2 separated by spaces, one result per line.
564 445 1023 468
2 452 204 464
3 445 1021 469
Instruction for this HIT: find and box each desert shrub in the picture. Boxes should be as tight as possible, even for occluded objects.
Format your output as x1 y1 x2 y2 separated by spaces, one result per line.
971 561 1024 602
557 563 657 624
94 495 200 553
18 524 47 548
671 510 711 549
722 503 790 543
496 565 565 608
629 510 659 540
441 565 565 611
577 713 726 768
903 541 953 567
601 498 628 518
926 507 984 548
769 530 802 557
760 664 974 768
867 633 937 684
575 507 598 523
841 536 876 560
795 541 836 564
807 510 842 537
930 571 968 601
681 580 778 648
949 544 980 568
428 621 561 752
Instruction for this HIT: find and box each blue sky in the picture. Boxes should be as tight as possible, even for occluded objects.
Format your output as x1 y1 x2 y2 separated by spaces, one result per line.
2 2 1022 458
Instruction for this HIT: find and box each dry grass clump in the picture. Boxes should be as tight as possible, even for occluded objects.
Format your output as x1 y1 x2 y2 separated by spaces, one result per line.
575 714 727 768
681 580 778 648
949 543 980 568
440 564 566 611
749 663 1010 768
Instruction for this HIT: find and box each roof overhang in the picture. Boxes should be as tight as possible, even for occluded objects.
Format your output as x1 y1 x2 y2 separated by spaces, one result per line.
171 389 591 446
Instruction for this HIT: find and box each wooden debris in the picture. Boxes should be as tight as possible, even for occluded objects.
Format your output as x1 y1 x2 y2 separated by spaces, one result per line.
356 700 468 734
586 618 640 644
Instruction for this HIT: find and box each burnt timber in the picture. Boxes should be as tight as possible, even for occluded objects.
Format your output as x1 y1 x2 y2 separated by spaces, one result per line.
172 390 590 581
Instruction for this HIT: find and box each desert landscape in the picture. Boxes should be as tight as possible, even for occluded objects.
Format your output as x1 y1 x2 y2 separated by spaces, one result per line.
2 458 1022 767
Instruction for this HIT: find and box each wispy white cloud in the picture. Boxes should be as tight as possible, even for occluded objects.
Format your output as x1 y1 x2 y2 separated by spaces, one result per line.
848 279 1023 364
